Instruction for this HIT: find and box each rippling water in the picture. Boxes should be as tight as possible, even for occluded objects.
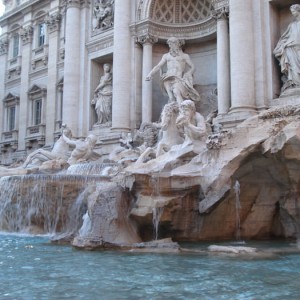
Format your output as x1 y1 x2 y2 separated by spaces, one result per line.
0 234 300 299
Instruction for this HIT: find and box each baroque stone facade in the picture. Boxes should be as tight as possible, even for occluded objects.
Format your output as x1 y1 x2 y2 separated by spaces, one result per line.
0 0 298 165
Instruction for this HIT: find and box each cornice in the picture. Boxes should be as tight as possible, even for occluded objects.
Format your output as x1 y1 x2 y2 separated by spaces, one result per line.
0 0 41 24
86 33 114 54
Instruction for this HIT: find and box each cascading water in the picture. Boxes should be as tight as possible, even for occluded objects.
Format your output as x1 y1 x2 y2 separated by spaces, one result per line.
66 162 119 176
233 180 242 242
78 212 92 237
152 207 164 240
150 176 164 240
0 174 99 234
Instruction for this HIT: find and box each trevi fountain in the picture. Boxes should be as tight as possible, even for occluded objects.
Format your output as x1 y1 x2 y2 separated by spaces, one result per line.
0 0 300 299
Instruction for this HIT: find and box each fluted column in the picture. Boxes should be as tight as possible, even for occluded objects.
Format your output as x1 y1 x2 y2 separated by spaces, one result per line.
229 0 256 114
62 0 81 136
138 34 158 123
111 0 131 131
213 8 230 115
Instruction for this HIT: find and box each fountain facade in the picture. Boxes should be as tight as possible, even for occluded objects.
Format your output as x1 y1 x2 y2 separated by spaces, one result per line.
1 1 300 251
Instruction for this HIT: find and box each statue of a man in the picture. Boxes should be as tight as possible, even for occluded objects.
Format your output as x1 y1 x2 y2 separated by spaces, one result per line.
176 100 207 149
274 4 300 93
146 37 200 104
22 126 72 168
62 133 101 165
91 63 113 125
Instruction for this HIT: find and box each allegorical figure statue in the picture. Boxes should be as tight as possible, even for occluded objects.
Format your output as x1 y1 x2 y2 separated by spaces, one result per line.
274 4 300 93
22 125 72 168
146 37 200 104
91 63 113 125
93 0 114 31
176 100 207 151
62 133 101 165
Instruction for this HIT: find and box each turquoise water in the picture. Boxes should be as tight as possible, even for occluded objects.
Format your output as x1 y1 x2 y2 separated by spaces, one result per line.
1 234 300 300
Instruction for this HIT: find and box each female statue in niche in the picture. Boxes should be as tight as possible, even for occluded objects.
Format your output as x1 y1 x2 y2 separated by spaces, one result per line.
274 4 300 94
91 63 113 126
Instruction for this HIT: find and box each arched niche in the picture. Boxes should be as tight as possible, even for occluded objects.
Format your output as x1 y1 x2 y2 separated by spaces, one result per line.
136 0 216 41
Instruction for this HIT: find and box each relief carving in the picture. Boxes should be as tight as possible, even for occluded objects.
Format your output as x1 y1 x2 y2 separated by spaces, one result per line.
92 0 114 31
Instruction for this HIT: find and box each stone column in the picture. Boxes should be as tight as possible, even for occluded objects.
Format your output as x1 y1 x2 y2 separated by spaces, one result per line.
78 0 90 137
18 25 33 150
137 34 158 123
111 0 131 131
213 8 230 115
132 40 143 128
62 0 81 136
45 11 61 145
0 37 9 139
229 0 256 115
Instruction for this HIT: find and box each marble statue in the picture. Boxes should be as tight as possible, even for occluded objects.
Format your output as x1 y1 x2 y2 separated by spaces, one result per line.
274 4 300 93
22 126 72 168
91 63 113 125
146 37 200 104
93 0 114 31
176 100 207 149
135 103 184 162
62 132 101 165
135 123 159 164
156 102 184 157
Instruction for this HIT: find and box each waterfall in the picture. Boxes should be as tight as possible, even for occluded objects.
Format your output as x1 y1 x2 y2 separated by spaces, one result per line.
66 162 119 176
78 212 92 237
233 180 241 242
152 207 164 240
0 174 98 234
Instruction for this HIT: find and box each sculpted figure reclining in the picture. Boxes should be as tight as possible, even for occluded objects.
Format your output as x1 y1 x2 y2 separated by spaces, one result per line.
22 126 72 168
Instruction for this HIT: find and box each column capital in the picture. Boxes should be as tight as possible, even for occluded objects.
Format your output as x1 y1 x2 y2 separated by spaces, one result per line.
45 12 62 33
19 25 33 45
80 0 91 9
65 0 81 9
212 7 229 20
136 34 158 46
0 38 9 56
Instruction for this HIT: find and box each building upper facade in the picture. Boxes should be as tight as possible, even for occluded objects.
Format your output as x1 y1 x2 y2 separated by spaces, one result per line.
0 0 298 165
